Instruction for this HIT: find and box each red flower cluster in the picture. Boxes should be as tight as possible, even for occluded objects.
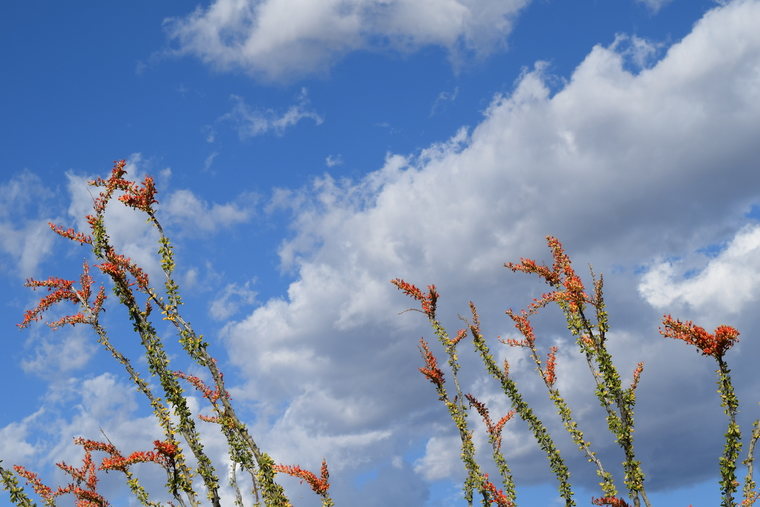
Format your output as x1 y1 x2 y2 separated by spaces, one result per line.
14 437 108 506
465 394 514 450
506 236 589 313
390 279 438 319
274 460 331 496
89 160 158 214
173 370 227 404
19 262 106 329
482 474 513 506
660 315 740 359
545 346 558 386
503 310 536 347
100 440 178 472
98 247 150 290
591 496 631 507
49 222 92 245
418 338 445 388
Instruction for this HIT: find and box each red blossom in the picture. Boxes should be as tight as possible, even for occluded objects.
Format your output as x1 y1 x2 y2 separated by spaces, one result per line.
13 466 53 501
173 370 226 403
545 346 558 386
660 315 740 359
118 175 158 212
630 362 644 391
274 460 331 496
591 496 632 507
466 394 514 450
504 310 536 347
452 328 468 345
19 262 106 329
506 236 589 313
99 440 177 472
391 279 438 319
418 338 445 388
482 474 513 506
49 222 92 245
97 248 149 290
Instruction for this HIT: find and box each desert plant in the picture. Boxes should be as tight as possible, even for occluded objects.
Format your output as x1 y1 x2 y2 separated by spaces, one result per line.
393 236 759 507
1 162 333 507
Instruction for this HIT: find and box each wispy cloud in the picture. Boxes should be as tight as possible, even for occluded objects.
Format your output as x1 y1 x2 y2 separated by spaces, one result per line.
0 171 57 278
219 88 323 139
430 86 459 116
165 0 532 81
635 0 674 13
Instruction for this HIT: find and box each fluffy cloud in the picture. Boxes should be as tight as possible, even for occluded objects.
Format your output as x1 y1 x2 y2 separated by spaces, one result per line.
639 223 760 318
0 171 57 278
220 0 760 500
165 0 531 81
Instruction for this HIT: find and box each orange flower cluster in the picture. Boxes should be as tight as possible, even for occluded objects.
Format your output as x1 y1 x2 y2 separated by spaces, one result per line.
503 310 536 347
173 370 226 403
591 496 631 507
98 247 150 290
19 262 106 329
390 279 438 319
545 346 558 386
14 437 108 506
89 160 157 214
482 473 513 506
465 394 514 450
506 236 589 313
100 440 178 472
418 338 445 388
49 222 92 245
660 315 740 359
274 460 331 496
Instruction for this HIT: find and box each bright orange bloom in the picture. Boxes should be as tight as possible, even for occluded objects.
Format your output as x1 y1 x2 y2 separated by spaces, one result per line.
545 346 558 386
660 315 740 359
391 279 438 319
49 222 92 245
482 474 513 506
418 338 445 388
274 460 331 496
591 496 631 507
466 394 514 450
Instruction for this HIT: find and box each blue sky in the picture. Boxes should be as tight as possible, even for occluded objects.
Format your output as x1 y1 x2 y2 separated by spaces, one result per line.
2 0 760 505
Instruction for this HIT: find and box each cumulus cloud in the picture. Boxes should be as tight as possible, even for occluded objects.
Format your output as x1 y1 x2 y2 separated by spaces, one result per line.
219 0 760 499
219 89 323 138
209 279 258 320
0 171 57 278
165 0 531 81
162 188 254 234
639 223 760 317
21 328 98 380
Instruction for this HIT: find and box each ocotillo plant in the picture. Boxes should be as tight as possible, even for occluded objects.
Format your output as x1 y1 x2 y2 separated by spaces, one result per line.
393 236 760 507
0 162 334 507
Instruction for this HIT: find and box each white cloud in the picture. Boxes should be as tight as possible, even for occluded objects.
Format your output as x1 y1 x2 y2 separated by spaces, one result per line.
325 154 343 167
431 86 459 115
220 89 323 138
220 0 760 497
639 223 760 316
414 435 461 480
209 279 258 320
162 188 254 234
0 171 57 278
21 328 98 380
636 0 674 13
165 0 531 81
